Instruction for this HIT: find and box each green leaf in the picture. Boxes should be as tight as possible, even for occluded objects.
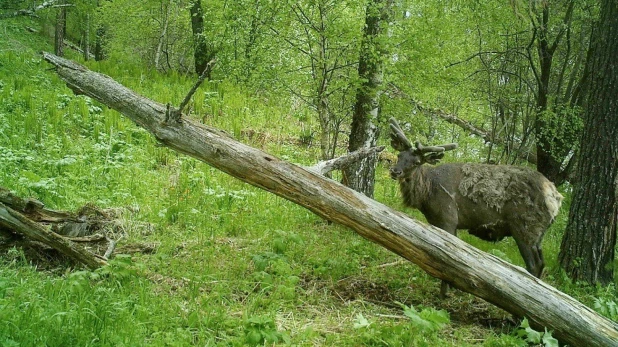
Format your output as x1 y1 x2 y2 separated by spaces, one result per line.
542 329 559 347
524 326 542 344
353 313 371 329
419 307 450 326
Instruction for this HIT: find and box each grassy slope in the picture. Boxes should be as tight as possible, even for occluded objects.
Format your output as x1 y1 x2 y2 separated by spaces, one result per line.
0 17 616 346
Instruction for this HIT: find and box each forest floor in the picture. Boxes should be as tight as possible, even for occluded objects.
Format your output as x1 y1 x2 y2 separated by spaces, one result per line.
0 17 616 346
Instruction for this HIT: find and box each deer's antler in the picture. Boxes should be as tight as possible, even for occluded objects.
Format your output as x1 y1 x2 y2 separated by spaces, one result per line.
389 118 412 151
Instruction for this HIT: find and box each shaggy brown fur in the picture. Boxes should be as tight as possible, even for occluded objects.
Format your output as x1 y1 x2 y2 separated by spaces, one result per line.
388 118 563 297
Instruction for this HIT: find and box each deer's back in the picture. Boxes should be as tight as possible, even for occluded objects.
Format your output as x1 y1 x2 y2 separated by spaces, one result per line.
416 163 561 238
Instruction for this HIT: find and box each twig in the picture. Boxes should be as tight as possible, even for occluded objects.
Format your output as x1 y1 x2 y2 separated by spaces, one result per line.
376 314 407 320
64 233 106 242
171 59 216 122
375 259 406 268
103 234 124 260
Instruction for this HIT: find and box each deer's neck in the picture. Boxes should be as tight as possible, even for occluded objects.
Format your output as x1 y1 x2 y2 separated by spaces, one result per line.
399 165 431 209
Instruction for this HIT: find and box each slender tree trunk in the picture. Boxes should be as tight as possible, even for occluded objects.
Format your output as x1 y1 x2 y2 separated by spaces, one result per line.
316 28 331 161
94 25 106 61
54 2 66 57
83 14 90 61
94 1 106 62
343 0 393 197
155 0 172 70
189 0 214 77
558 0 618 285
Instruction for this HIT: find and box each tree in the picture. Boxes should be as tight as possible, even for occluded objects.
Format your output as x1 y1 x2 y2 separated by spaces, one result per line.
436 1 592 183
272 0 361 161
54 0 67 56
154 0 173 70
190 0 215 77
527 0 582 185
558 0 618 285
343 0 393 197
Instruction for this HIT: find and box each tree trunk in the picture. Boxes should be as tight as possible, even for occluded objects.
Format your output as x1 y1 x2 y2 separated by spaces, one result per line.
189 0 214 77
558 0 618 285
154 0 172 71
83 14 90 61
344 0 393 197
531 1 576 186
42 52 618 347
94 24 105 61
54 2 66 57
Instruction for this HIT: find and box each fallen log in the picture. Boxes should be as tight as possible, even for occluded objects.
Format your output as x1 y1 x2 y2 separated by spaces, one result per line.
0 0 73 20
0 186 135 267
42 52 618 347
0 202 107 269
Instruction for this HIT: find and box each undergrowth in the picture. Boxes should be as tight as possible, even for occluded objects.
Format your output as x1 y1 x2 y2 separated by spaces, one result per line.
0 17 616 346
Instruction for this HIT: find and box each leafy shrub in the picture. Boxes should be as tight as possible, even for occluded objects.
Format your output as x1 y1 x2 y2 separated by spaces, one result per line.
594 298 618 322
243 315 290 346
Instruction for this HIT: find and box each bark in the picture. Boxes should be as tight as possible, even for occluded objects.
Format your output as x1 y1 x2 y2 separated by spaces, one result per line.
42 52 618 347
189 0 214 77
344 0 393 197
54 1 66 57
558 0 618 285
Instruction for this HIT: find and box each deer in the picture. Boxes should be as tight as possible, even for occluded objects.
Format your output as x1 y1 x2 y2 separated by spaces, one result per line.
387 118 563 297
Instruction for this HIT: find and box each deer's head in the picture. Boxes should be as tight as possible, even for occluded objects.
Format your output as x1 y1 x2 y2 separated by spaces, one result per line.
388 117 457 180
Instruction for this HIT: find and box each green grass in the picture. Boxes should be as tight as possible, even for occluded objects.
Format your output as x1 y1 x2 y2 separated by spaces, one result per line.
0 16 616 346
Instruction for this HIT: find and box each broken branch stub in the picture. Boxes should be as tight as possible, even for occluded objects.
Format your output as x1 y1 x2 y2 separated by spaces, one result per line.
308 146 386 176
42 52 618 347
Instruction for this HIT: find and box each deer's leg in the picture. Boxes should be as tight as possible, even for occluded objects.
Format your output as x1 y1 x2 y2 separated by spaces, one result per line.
514 237 544 278
535 241 545 277
432 221 458 298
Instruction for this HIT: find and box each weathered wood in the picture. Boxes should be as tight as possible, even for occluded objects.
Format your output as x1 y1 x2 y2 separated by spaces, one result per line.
0 202 107 269
308 146 386 176
42 52 618 347
0 187 75 223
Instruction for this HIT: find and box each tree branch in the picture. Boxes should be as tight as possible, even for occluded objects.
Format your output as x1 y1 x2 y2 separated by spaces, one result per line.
387 84 538 164
0 0 72 19
308 146 385 175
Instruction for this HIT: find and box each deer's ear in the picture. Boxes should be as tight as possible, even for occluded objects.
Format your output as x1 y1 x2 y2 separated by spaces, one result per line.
424 152 444 164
